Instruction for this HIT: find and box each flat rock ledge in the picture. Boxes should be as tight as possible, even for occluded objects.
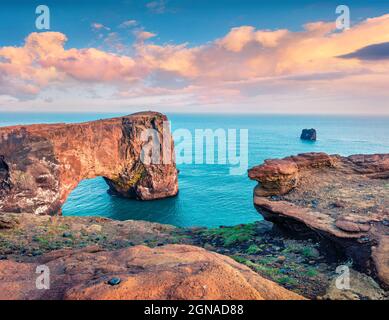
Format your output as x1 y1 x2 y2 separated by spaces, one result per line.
248 152 389 289
0 244 303 300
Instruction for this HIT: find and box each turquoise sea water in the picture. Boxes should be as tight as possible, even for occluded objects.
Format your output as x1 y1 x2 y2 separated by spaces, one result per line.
1 113 388 227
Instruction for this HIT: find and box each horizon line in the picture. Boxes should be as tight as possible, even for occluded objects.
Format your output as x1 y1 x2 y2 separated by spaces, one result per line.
0 111 389 117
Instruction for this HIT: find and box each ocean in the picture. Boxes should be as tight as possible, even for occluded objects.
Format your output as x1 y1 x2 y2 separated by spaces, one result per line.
1 113 388 227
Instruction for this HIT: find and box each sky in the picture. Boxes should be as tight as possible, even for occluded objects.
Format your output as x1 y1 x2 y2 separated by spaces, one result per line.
0 0 388 114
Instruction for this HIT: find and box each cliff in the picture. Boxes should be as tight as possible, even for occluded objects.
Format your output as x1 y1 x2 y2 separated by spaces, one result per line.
0 112 178 215
249 152 389 289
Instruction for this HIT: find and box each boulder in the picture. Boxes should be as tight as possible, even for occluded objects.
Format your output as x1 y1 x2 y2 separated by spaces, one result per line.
0 244 304 300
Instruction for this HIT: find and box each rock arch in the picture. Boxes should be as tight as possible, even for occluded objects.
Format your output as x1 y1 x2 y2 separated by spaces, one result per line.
0 112 178 215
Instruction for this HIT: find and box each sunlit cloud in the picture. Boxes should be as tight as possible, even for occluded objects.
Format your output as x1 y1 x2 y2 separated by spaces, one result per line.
146 0 167 14
91 22 111 31
1 14 389 113
119 20 138 28
135 30 157 41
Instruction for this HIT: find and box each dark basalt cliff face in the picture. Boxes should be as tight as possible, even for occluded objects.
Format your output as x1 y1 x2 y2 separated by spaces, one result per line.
0 112 178 215
249 152 389 289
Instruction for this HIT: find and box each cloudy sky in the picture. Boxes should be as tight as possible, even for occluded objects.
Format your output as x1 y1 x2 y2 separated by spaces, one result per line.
0 0 388 114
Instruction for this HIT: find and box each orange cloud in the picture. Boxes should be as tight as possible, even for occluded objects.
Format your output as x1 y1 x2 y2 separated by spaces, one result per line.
91 23 110 31
135 30 157 41
1 14 389 113
0 32 143 97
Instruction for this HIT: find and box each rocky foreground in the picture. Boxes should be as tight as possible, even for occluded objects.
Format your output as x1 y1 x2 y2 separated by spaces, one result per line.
0 112 178 215
0 214 304 300
249 152 389 290
1 244 304 300
0 214 387 300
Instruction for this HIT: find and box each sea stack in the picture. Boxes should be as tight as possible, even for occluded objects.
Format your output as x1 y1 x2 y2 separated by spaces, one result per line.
300 128 317 141
0 112 179 215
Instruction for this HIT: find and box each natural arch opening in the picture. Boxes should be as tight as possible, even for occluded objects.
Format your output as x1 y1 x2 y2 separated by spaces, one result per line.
62 176 180 224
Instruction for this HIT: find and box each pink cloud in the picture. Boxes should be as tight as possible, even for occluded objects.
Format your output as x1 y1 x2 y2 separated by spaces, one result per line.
146 0 166 14
1 14 389 113
135 30 157 41
119 20 137 28
91 23 110 31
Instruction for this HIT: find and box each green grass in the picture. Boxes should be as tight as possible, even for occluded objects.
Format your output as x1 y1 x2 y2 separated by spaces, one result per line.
277 276 298 286
246 244 261 254
232 255 249 264
282 242 305 253
301 247 319 259
305 267 319 278
253 264 281 278
32 235 51 246
258 256 277 265
232 255 281 278
282 242 319 259
201 224 256 247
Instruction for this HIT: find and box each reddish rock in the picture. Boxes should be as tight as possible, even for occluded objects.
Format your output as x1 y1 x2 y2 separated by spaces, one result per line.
248 159 299 196
0 245 304 300
248 153 335 196
0 214 19 229
0 112 178 215
347 154 389 178
335 219 371 233
249 152 389 289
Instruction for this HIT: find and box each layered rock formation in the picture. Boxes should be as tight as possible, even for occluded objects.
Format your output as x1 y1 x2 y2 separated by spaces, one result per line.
0 112 178 215
0 244 304 300
249 152 389 289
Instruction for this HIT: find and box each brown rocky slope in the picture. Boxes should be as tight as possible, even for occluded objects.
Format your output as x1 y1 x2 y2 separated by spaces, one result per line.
0 112 178 215
0 244 304 300
248 152 389 289
1 213 387 299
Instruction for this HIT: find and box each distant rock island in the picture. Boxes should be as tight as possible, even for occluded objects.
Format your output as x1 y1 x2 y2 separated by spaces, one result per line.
0 112 178 215
300 128 317 141
249 152 389 290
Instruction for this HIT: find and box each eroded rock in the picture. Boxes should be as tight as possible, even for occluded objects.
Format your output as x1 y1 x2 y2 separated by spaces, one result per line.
0 112 178 215
248 153 335 196
321 270 387 300
249 152 389 289
0 214 19 229
0 244 304 300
